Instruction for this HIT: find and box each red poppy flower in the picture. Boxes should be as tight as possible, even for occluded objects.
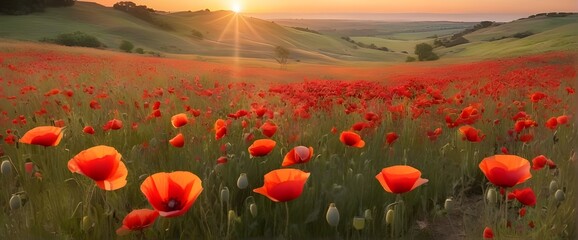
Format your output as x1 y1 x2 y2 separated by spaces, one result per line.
260 121 277 138
519 207 526 217
103 119 122 131
339 131 365 148
54 119 65 128
531 155 549 170
458 125 485 142
253 168 310 202
282 146 314 167
511 187 536 207
217 156 228 164
19 126 63 147
140 171 203 217
68 145 127 190
83 126 95 135
479 155 531 188
116 209 159 236
483 227 494 239
171 113 188 128
248 139 276 157
501 147 509 154
545 117 558 130
557 115 569 125
169 133 185 148
385 132 399 145
427 128 442 141
375 165 428 194
214 119 227 140
519 134 533 143
530 92 546 102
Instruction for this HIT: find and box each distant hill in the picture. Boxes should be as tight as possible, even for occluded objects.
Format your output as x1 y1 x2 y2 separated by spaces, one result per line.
0 2 575 62
437 14 578 58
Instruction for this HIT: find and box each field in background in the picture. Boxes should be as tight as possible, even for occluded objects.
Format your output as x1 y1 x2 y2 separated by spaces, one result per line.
0 41 576 239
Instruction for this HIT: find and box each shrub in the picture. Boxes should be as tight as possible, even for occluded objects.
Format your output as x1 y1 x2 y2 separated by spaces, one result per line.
414 43 439 61
191 29 203 39
405 56 416 62
120 40 134 53
41 31 103 48
134 48 145 54
512 31 533 38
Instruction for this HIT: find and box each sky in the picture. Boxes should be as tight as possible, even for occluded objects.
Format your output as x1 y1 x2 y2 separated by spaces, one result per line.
90 0 577 20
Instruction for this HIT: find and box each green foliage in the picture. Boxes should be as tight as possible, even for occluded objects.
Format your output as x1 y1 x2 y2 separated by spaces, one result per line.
274 46 290 67
0 0 75 15
112 1 174 31
190 29 204 39
41 31 103 48
134 47 144 54
119 40 134 53
405 56 416 62
414 43 439 61
292 27 321 35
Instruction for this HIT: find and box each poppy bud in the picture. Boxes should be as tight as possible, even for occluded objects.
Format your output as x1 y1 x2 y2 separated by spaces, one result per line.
385 209 394 225
444 198 453 211
555 189 565 202
549 180 558 194
364 209 372 220
81 215 94 231
220 187 230 203
326 203 340 227
237 173 248 189
1 160 12 176
24 161 34 175
228 210 238 223
486 188 497 204
352 217 365 230
10 194 22 210
249 203 258 217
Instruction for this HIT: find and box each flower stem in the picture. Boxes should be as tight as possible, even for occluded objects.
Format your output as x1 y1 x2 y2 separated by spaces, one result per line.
285 202 290 238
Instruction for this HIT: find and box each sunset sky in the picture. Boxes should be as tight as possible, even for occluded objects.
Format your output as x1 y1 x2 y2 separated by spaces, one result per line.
90 0 577 16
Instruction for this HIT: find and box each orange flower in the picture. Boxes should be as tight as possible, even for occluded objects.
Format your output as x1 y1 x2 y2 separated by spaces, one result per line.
375 165 428 194
140 171 203 217
68 145 127 190
479 155 531 188
557 115 569 125
253 168 310 202
19 126 63 147
171 113 188 128
458 125 485 142
339 131 365 148
169 133 185 148
260 121 277 138
214 119 227 140
282 146 313 167
116 209 159 236
248 139 276 157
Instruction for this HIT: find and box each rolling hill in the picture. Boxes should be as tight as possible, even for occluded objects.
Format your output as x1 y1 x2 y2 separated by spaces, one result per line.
0 2 575 63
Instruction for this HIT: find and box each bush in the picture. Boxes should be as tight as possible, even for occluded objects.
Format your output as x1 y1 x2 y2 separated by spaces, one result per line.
41 31 103 48
414 43 439 61
191 29 204 39
134 48 145 54
405 56 416 62
512 31 533 38
120 40 134 53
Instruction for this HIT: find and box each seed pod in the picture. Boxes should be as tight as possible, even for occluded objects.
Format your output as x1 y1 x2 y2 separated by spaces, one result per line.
220 187 230 203
1 160 12 176
444 198 453 211
486 188 497 204
249 203 258 217
364 209 372 220
9 195 22 210
385 209 394 225
81 215 94 231
326 203 340 227
555 189 565 202
549 180 558 194
228 210 237 223
237 173 248 189
353 217 365 230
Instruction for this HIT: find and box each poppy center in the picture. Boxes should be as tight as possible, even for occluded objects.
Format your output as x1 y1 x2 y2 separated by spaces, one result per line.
166 198 181 211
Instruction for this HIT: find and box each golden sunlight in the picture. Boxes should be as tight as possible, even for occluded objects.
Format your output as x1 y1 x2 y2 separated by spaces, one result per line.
231 1 242 13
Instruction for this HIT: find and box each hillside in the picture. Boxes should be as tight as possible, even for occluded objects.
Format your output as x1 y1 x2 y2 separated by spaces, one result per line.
0 2 410 63
437 14 578 58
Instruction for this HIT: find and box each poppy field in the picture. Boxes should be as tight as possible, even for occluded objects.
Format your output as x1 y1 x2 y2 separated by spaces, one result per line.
0 47 576 239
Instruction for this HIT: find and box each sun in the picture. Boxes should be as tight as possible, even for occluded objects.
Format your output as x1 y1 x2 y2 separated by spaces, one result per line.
231 2 242 13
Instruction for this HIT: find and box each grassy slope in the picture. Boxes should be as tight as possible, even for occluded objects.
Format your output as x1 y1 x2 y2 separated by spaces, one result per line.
438 15 578 58
0 2 408 62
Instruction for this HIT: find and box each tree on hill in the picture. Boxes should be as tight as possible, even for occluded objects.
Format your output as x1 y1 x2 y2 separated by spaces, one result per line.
0 0 75 15
414 43 439 61
274 46 290 68
120 40 134 53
